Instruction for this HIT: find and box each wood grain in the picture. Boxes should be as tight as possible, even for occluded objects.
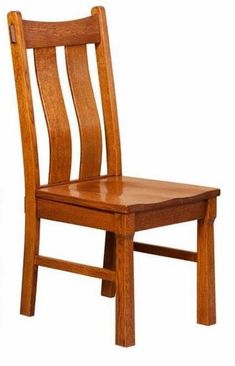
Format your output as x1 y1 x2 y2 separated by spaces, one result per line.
65 45 102 179
135 201 206 231
92 7 122 176
134 242 197 262
34 47 72 184
37 176 219 214
35 255 115 281
20 209 40 316
8 6 220 347
37 198 114 232
8 11 41 317
101 231 116 297
115 214 135 347
197 198 216 325
23 15 100 48
8 12 40 198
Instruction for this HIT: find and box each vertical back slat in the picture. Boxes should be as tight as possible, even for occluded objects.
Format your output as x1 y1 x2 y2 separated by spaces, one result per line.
10 7 122 188
34 47 72 184
65 45 102 179
92 7 122 176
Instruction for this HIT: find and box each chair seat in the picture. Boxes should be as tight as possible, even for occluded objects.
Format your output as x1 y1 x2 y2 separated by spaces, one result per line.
37 176 220 213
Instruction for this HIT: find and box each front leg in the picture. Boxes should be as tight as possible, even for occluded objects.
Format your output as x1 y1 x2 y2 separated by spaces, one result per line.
115 214 135 347
197 198 216 325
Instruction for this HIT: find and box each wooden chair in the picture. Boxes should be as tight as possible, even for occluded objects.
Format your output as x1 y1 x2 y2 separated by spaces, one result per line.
8 6 220 347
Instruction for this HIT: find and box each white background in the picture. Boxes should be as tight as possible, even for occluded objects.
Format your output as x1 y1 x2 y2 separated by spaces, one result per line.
0 0 234 365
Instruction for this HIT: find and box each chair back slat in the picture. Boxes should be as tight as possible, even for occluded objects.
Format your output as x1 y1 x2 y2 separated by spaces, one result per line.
65 45 102 179
23 16 100 49
34 47 72 183
8 6 122 189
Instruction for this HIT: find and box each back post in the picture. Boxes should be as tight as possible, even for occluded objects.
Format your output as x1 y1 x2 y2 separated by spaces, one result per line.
92 7 122 176
8 11 40 197
92 7 122 298
8 11 40 316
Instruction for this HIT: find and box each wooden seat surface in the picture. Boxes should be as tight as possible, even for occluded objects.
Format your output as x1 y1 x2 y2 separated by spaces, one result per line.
37 176 220 213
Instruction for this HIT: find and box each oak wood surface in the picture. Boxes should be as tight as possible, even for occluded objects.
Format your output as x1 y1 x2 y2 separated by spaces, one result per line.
37 176 219 213
8 11 41 317
8 12 40 196
34 46 72 184
197 198 216 325
37 198 114 232
35 255 115 281
92 7 122 176
115 214 135 347
23 15 100 49
20 210 40 316
8 6 220 347
135 200 206 231
65 44 102 179
101 231 116 297
134 242 197 262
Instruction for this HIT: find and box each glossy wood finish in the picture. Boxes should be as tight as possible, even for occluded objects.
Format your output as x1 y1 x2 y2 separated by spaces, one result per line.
37 176 219 214
197 198 216 325
65 45 102 179
23 15 100 48
34 47 72 183
8 6 220 347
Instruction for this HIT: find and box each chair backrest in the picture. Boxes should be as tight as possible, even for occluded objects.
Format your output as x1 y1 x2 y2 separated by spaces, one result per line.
8 6 122 198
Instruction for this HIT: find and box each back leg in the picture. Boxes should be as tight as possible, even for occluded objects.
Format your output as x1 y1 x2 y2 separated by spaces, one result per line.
101 231 116 297
20 208 40 316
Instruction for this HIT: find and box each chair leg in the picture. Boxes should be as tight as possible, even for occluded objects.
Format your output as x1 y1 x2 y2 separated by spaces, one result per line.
101 231 116 297
20 210 40 316
197 198 216 325
115 232 135 347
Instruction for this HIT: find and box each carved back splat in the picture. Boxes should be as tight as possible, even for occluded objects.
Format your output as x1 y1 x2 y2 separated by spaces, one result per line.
8 7 121 188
